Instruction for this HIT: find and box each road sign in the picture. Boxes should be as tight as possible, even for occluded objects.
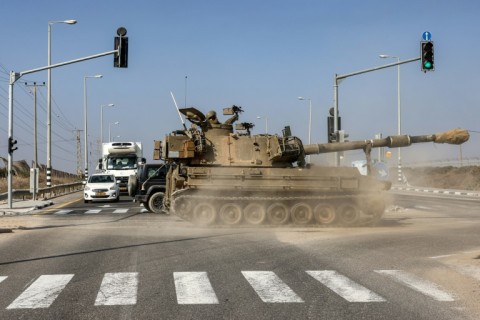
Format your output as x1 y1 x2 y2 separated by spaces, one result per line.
422 31 432 41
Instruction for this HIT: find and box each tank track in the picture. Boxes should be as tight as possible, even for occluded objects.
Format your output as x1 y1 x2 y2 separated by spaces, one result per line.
170 192 385 227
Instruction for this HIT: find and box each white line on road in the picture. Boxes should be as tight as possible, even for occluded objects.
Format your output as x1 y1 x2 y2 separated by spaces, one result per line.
307 270 385 302
113 209 129 213
0 276 7 284
85 209 102 214
174 272 219 304
375 270 455 301
7 274 74 309
452 265 480 281
429 254 455 259
54 209 73 215
95 272 138 306
242 271 304 303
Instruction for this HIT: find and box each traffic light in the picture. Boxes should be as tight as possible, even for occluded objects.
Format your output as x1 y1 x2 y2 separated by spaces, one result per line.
338 130 349 143
8 137 17 153
421 41 434 72
114 27 128 68
327 116 341 143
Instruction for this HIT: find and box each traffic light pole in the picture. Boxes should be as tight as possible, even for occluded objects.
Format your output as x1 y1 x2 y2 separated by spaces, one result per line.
332 56 420 166
6 49 118 209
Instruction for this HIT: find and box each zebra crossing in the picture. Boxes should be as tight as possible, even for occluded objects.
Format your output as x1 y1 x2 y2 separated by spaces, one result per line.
1 268 472 309
52 207 141 215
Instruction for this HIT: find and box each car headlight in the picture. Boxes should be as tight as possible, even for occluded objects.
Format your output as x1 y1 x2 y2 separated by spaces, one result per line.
85 186 91 191
110 185 117 190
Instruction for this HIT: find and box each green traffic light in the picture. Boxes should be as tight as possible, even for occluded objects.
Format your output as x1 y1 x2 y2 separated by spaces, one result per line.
424 61 432 69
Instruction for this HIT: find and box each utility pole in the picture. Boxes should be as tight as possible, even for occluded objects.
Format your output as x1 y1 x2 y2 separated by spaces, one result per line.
25 82 45 201
24 82 45 171
74 129 83 179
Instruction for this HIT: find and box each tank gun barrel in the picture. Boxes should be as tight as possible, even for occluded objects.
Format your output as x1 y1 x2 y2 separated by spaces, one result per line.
304 128 470 155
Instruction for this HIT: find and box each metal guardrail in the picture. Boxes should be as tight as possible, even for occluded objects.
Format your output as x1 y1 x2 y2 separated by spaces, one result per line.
0 182 84 201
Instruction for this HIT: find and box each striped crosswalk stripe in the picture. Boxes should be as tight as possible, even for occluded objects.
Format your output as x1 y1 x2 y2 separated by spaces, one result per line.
174 272 219 304
307 270 385 302
113 208 129 213
0 276 7 284
6 274 74 309
85 209 102 214
375 270 455 301
54 209 73 215
95 272 138 306
452 265 480 281
242 271 303 303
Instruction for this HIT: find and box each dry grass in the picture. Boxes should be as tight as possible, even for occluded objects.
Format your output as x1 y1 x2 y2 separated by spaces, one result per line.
401 166 480 191
0 172 81 194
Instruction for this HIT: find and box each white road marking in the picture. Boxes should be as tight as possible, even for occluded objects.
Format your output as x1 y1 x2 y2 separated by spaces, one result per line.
307 270 385 302
85 209 102 214
241 271 303 303
174 272 219 304
54 209 73 215
375 270 455 301
452 265 480 281
7 274 74 309
113 209 129 213
95 272 138 306
0 276 7 284
429 254 455 259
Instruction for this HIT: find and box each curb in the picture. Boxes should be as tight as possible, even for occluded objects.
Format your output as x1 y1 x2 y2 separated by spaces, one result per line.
391 185 480 198
0 200 54 216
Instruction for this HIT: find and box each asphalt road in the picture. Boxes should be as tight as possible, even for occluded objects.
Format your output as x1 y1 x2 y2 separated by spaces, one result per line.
0 192 479 320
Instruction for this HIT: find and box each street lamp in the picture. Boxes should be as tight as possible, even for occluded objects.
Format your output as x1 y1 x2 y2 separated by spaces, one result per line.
109 121 120 142
100 103 115 143
47 19 77 187
297 97 312 163
256 116 268 134
379 54 402 183
84 74 103 181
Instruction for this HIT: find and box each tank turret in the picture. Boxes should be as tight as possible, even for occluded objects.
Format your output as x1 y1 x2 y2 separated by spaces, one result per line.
153 107 469 227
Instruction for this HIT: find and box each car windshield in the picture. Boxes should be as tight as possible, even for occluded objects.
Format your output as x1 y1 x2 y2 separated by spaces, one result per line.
107 157 137 170
89 175 114 183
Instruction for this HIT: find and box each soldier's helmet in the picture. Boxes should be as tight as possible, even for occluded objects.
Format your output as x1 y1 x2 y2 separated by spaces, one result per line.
206 110 217 121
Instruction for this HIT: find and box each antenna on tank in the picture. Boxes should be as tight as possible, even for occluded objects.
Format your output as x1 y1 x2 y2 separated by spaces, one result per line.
170 91 187 131
184 75 188 108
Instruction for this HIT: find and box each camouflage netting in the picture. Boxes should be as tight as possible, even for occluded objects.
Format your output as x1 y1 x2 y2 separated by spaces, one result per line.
434 128 470 145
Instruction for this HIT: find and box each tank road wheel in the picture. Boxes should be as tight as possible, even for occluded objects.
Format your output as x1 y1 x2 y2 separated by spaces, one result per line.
219 203 243 225
290 203 313 225
314 204 336 225
193 202 217 225
173 197 194 219
267 202 290 225
337 204 360 226
148 192 165 214
243 203 266 225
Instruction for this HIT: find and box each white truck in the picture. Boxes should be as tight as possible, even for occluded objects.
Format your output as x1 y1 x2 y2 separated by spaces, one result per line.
97 142 145 193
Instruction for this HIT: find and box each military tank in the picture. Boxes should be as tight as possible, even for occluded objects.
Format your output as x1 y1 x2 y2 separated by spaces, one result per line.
153 106 469 226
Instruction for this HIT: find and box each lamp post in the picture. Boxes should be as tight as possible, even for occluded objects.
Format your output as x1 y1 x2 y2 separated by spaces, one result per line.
297 97 312 163
379 54 402 183
47 19 77 187
84 75 103 181
100 103 115 143
256 116 268 134
109 121 120 142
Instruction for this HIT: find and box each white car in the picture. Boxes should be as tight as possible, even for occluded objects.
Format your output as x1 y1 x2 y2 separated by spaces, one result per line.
84 174 120 203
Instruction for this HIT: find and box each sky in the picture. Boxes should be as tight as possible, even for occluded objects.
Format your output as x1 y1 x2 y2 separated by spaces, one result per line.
1 0 479 174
